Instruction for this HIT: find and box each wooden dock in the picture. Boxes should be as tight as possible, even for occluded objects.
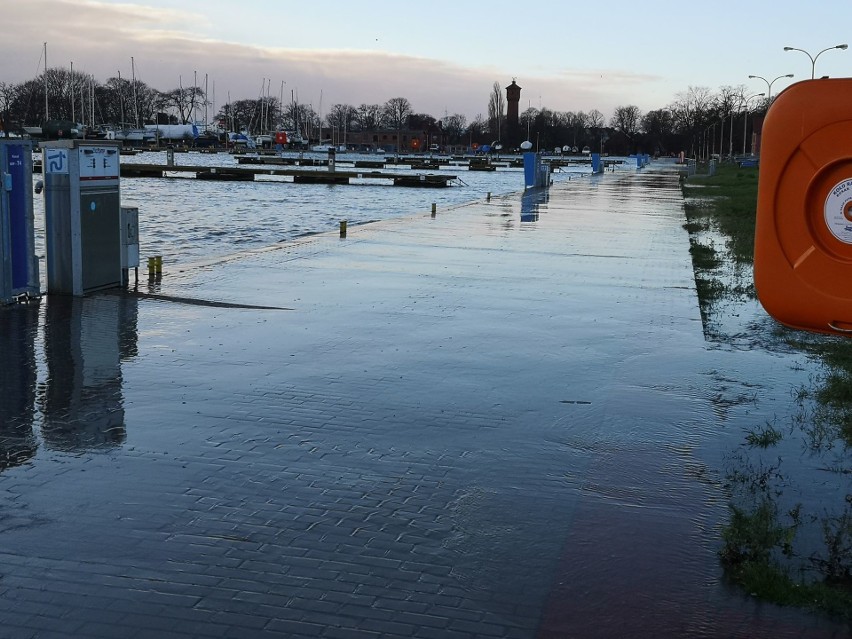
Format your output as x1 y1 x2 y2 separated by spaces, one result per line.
118 163 458 187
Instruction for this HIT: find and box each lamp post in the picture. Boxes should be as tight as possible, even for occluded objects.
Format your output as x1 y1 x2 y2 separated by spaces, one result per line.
742 93 765 155
783 44 848 79
747 74 793 100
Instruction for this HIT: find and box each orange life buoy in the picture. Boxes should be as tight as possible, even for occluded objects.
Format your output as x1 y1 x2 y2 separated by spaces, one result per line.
755 78 852 334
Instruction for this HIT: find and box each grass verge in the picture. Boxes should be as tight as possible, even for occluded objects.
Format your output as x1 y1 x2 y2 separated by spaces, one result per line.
682 162 852 621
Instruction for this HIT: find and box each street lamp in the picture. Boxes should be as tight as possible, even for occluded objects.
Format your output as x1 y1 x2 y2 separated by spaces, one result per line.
748 74 793 100
742 93 765 155
783 44 848 79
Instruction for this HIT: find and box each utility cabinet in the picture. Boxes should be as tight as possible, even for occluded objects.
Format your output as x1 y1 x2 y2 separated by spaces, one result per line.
42 140 121 295
120 206 139 284
0 140 40 304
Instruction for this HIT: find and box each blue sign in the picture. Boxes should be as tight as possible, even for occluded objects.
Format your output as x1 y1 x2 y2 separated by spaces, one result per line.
45 149 68 174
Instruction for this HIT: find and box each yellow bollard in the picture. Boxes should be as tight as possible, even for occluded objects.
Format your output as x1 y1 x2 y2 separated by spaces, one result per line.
340 220 347 238
155 255 163 275
147 257 156 277
431 202 436 217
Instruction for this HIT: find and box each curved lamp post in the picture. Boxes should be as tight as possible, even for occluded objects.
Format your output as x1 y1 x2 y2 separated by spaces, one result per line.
748 74 793 100
783 44 848 79
742 93 765 155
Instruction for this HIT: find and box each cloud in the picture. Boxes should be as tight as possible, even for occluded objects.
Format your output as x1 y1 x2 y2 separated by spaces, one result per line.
1 0 669 120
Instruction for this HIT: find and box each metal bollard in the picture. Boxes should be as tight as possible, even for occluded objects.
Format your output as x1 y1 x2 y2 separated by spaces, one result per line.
486 192 491 202
431 202 436 217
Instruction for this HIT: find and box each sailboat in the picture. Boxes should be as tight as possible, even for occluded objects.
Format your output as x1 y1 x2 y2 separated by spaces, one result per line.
309 89 346 152
112 58 154 145
23 43 84 140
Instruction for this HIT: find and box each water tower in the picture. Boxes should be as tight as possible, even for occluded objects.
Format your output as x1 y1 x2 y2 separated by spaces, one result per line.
506 80 522 147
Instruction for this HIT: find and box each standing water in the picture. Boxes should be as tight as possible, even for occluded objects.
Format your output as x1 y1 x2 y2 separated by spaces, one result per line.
31 150 592 274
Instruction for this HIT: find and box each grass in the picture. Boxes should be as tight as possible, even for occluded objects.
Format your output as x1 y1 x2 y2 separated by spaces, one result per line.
745 423 784 448
683 162 852 621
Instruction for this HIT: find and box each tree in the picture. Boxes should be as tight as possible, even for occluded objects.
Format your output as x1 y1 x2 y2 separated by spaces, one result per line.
354 103 382 131
670 86 714 157
519 106 538 137
441 113 467 142
217 99 259 133
487 81 505 142
561 111 587 147
468 114 488 146
280 100 316 138
0 82 19 136
610 105 642 140
587 109 604 130
641 108 675 154
159 85 206 125
327 103 356 130
715 84 746 158
382 97 412 151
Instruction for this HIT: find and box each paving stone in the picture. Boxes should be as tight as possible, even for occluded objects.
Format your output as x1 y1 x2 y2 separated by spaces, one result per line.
0 167 846 638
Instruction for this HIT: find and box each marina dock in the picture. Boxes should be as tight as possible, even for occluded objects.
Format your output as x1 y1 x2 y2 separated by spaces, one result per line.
119 163 458 187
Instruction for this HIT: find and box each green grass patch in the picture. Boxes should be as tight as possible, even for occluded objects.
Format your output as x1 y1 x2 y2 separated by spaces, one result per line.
745 424 784 448
683 164 759 264
685 163 852 620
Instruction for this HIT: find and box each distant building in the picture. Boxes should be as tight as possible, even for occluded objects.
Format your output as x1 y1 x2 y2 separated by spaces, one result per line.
342 127 446 153
506 80 522 148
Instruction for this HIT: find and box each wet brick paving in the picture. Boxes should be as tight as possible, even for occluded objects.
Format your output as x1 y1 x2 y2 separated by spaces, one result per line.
0 167 849 638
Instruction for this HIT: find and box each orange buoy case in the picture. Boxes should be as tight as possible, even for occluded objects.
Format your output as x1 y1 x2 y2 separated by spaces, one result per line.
755 78 852 335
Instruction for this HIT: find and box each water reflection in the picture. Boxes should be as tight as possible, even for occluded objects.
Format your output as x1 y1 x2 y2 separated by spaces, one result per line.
41 295 138 451
0 294 138 471
0 302 40 469
520 189 549 223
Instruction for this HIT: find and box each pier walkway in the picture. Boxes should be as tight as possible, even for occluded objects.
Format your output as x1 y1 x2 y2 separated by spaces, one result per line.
0 164 847 638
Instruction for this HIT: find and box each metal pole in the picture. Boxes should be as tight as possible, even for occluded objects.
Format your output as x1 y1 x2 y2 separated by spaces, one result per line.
784 44 847 79
729 110 734 159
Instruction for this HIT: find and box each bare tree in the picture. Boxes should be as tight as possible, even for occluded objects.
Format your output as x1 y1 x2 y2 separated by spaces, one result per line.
487 81 505 142
587 109 604 130
160 85 206 124
382 97 412 152
568 111 588 146
641 108 675 154
715 84 746 158
670 86 714 157
0 82 19 136
354 103 382 131
441 113 467 142
326 103 357 142
610 105 642 139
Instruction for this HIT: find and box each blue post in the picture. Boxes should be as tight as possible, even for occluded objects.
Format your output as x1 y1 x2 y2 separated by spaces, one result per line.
0 141 39 303
591 153 601 173
523 152 537 188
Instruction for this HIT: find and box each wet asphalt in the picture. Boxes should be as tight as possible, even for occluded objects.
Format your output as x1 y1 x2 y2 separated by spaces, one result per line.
0 163 848 638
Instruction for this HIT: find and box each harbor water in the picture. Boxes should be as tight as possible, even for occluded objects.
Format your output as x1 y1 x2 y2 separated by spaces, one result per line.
31 150 595 276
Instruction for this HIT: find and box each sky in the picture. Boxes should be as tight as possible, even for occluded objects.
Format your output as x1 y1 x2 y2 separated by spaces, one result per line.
3 0 852 123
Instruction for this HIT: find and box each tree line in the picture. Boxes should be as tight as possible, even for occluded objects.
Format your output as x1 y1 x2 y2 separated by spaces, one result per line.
0 66 770 156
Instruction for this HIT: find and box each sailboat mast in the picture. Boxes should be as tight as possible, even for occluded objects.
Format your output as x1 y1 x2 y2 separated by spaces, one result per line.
118 69 124 125
193 70 197 125
131 57 139 128
204 73 208 130
43 42 48 121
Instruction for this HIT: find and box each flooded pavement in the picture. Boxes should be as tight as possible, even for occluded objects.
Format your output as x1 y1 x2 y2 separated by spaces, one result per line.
1 165 848 637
